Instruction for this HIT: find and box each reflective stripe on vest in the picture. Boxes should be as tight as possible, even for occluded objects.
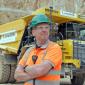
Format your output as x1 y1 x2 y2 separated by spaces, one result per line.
37 69 61 80
25 80 60 85
35 80 60 85
25 70 61 85
48 70 61 75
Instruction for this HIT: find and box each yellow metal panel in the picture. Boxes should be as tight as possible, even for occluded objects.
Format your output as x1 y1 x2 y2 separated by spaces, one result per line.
22 8 85 28
26 8 85 24
0 19 26 32
63 59 80 68
0 19 26 54
57 40 81 68
58 40 73 59
0 45 17 54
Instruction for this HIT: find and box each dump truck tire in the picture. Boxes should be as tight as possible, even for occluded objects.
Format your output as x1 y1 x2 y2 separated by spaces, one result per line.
8 64 16 83
0 64 10 83
71 74 84 85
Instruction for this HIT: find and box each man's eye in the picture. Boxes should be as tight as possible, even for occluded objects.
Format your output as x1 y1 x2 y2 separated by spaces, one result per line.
39 27 43 29
45 26 50 29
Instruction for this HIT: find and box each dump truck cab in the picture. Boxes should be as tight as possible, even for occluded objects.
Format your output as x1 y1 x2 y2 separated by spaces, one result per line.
0 8 85 85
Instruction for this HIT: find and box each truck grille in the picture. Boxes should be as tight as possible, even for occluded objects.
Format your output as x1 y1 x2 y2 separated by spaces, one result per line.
73 41 85 65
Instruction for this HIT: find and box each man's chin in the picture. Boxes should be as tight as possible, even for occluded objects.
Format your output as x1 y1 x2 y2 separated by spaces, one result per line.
41 38 48 42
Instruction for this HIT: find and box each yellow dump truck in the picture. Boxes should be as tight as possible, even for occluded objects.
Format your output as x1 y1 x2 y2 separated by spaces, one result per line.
0 8 85 85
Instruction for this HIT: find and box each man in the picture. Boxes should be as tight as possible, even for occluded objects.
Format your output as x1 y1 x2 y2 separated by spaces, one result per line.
14 14 62 85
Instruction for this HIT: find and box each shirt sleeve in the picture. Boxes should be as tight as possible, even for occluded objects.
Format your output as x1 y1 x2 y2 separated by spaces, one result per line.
18 53 26 66
18 47 34 66
43 44 62 67
18 48 31 66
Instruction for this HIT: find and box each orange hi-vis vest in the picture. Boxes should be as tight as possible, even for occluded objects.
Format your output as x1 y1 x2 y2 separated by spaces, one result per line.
19 41 62 85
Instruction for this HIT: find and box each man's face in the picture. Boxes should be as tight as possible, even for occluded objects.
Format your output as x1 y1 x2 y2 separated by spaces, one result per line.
32 23 50 43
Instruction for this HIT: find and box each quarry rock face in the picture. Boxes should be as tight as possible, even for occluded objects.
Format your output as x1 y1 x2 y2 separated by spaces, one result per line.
0 0 85 24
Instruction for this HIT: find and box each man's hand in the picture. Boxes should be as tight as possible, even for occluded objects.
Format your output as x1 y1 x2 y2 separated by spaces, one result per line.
14 65 30 82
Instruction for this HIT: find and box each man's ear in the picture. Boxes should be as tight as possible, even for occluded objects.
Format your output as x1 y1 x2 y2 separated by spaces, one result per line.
32 30 35 36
